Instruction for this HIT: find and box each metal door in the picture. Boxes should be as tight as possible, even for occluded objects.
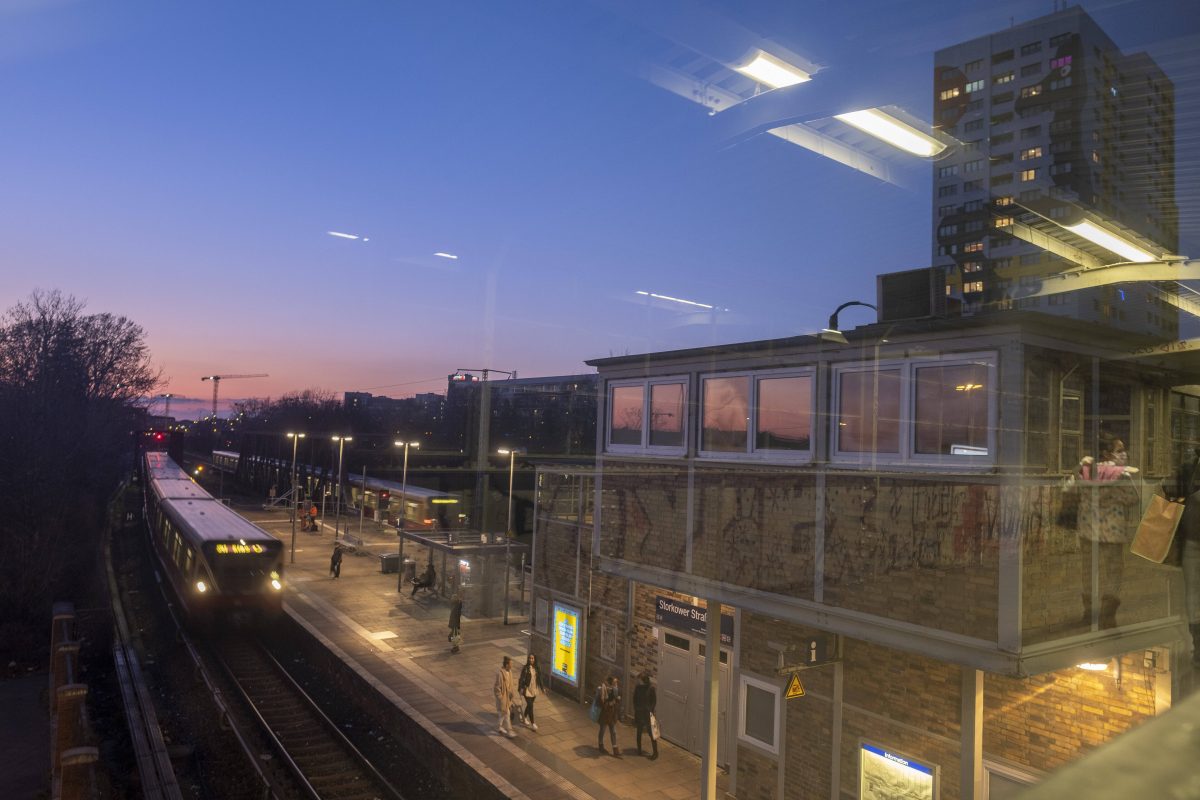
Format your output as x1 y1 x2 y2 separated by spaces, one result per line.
656 632 693 749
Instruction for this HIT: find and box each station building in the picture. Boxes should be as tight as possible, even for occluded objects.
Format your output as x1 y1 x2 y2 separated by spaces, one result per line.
529 310 1198 799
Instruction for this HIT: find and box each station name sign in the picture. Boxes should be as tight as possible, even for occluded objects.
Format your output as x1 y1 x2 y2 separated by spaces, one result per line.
215 543 265 554
655 596 734 647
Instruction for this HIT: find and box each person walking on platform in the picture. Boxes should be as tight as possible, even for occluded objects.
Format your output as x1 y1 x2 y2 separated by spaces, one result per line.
633 671 658 760
517 653 546 731
494 656 517 738
448 593 463 653
595 674 621 756
329 544 343 579
308 502 318 531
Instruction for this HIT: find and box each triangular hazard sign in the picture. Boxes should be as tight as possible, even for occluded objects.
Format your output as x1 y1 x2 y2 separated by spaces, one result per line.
785 672 805 699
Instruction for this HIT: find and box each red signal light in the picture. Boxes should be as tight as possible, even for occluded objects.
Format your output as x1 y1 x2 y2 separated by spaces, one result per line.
154 432 165 441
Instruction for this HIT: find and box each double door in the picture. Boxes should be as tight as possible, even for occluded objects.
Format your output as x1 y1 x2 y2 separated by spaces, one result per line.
656 631 730 765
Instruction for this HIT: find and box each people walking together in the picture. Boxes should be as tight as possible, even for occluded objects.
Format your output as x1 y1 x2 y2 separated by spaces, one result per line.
633 671 658 760
494 656 517 738
594 674 621 756
517 653 546 731
329 544 343 579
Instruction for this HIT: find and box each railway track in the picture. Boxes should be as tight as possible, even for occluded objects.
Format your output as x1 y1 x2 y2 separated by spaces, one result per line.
213 637 404 800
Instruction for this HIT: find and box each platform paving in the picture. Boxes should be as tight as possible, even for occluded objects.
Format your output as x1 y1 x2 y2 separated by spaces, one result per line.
246 506 729 800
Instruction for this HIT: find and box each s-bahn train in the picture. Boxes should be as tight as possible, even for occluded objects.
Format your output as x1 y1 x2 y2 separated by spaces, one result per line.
142 451 284 624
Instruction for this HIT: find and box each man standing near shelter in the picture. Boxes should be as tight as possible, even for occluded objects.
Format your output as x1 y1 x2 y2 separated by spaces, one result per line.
494 656 517 738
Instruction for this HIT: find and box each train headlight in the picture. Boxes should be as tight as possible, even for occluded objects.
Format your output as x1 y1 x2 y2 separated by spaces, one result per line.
270 579 282 591
196 580 208 593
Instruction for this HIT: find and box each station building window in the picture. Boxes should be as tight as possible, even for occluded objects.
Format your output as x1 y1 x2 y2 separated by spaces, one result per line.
700 370 814 460
606 378 688 454
832 353 997 466
738 673 780 756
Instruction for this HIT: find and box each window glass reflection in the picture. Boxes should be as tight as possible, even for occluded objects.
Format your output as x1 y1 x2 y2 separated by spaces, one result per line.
756 376 812 451
649 383 685 447
914 364 989 455
838 370 901 453
703 376 750 452
609 385 644 446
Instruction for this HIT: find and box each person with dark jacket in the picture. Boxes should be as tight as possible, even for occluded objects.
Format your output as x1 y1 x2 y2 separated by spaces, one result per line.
516 653 547 731
595 674 621 756
633 671 658 759
448 593 463 653
329 544 343 579
412 561 435 597
1170 449 1200 665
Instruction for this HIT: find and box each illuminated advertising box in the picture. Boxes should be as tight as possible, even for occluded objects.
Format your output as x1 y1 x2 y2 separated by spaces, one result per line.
551 602 581 686
859 742 937 800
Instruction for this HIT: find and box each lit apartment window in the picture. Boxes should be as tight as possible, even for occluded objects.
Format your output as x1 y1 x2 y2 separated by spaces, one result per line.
964 241 984 253
700 370 814 459
1092 150 1101 163
1019 169 1037 182
994 71 1014 85
963 261 983 272
964 280 984 294
1020 146 1043 160
606 378 687 453
940 87 961 101
1020 85 1043 99
965 79 985 93
994 216 1014 227
994 195 1014 206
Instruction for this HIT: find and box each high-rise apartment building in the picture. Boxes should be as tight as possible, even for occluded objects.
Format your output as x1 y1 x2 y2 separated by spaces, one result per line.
932 5 1177 334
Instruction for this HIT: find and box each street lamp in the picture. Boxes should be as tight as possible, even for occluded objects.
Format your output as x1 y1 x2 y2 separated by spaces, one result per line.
287 432 306 564
395 440 419 593
332 436 352 540
498 447 526 625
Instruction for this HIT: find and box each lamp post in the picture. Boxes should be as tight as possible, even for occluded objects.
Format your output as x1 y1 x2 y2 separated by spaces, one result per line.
287 432 306 564
395 440 419 593
498 447 526 625
332 435 352 540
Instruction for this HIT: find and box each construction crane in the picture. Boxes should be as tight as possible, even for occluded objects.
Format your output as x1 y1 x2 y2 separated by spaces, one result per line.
200 373 268 417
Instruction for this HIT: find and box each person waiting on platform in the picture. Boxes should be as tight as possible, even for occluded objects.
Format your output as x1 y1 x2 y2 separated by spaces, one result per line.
411 561 436 597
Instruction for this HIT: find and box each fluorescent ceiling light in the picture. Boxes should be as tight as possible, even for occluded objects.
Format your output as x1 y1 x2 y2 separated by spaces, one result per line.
635 290 714 310
734 51 811 89
834 109 946 157
327 231 360 240
434 252 459 260
1076 661 1109 671
1064 220 1157 263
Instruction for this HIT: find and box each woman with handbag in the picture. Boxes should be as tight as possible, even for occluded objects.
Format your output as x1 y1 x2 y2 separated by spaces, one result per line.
633 671 658 760
1077 435 1141 629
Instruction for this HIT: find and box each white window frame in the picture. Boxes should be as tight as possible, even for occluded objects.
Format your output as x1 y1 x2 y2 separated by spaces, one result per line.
831 351 998 468
737 672 781 756
698 367 815 463
605 377 688 456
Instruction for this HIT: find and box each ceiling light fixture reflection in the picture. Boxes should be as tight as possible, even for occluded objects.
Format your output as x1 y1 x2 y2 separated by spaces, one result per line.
733 50 811 89
834 109 946 157
1076 661 1109 671
635 290 714 310
434 252 459 260
1063 220 1157 263
327 231 361 240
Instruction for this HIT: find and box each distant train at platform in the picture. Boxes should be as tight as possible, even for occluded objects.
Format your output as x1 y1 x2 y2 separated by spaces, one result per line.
142 451 284 624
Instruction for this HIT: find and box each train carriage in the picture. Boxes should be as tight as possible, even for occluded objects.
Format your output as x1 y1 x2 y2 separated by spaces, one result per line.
143 452 284 625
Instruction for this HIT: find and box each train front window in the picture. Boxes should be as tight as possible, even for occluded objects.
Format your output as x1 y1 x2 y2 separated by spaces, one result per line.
206 543 281 592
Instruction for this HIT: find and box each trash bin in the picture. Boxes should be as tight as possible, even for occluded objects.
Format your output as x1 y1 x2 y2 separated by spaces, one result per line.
379 552 400 574
402 558 417 583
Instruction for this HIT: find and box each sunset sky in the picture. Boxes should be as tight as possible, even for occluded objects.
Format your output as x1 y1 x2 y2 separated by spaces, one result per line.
3 0 1196 419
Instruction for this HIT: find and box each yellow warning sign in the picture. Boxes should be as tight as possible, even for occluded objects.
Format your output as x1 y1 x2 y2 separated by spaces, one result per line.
785 672 805 699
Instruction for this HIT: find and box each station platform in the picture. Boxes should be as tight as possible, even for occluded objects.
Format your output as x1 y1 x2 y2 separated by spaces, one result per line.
243 505 728 800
